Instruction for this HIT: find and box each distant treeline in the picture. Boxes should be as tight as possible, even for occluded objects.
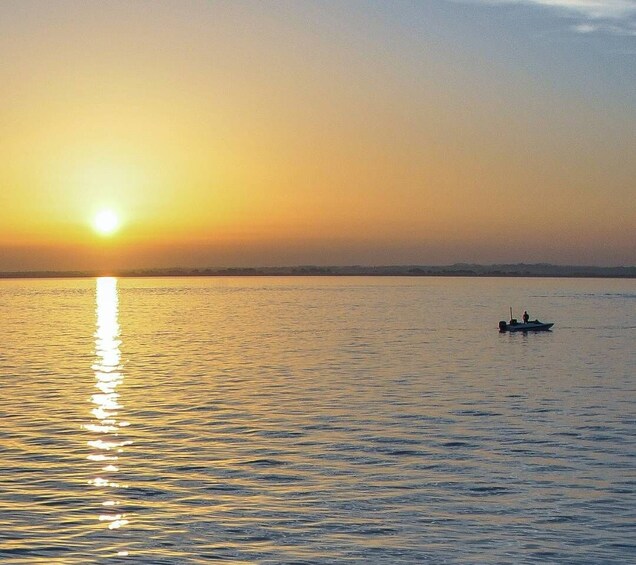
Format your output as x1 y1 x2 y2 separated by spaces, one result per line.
1 263 635 279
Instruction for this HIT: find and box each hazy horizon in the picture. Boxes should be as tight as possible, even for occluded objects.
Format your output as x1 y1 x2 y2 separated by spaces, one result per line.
1 1 635 269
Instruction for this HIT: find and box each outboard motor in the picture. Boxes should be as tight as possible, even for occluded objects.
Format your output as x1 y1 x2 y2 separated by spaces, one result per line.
498 321 507 332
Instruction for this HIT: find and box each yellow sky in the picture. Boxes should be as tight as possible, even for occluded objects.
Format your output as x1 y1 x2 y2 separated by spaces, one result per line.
1 1 634 269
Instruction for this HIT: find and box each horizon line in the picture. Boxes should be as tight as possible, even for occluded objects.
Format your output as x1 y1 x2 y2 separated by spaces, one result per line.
1 263 635 280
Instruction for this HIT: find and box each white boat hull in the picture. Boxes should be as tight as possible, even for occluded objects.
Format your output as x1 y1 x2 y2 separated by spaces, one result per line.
500 321 554 332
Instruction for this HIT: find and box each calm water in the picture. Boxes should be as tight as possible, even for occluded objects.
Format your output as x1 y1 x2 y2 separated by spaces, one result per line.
1 276 634 564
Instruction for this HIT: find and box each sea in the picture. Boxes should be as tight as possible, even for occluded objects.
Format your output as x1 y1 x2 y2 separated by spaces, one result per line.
0 276 634 564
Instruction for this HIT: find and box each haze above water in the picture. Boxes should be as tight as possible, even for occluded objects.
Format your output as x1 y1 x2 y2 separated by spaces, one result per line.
1 276 634 563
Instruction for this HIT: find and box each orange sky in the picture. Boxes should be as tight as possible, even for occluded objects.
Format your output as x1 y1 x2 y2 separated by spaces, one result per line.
1 1 635 270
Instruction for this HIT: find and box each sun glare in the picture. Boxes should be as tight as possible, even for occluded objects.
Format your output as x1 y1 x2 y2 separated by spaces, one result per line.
93 210 120 236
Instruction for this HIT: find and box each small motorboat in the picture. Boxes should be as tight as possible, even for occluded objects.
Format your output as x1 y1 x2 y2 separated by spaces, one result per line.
498 319 554 332
499 308 554 332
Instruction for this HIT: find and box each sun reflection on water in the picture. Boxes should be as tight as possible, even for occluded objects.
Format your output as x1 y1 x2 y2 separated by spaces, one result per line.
87 277 130 532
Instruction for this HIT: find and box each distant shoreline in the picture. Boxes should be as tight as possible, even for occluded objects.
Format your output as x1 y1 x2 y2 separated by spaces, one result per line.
1 264 635 279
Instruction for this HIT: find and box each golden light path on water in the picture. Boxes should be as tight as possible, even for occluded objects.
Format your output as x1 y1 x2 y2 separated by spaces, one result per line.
87 277 131 542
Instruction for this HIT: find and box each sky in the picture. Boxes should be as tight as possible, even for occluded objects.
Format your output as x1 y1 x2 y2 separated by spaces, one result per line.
0 0 634 270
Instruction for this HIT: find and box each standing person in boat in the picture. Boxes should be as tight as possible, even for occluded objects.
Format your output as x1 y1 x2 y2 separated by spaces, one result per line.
523 311 530 324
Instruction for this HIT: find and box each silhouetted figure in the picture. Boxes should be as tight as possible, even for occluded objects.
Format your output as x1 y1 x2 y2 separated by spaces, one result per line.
523 311 530 324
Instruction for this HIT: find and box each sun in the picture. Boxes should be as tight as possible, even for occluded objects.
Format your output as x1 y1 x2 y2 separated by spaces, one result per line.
93 209 120 236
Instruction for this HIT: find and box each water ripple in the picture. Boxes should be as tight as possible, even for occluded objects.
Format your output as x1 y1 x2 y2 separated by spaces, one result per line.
0 276 634 563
